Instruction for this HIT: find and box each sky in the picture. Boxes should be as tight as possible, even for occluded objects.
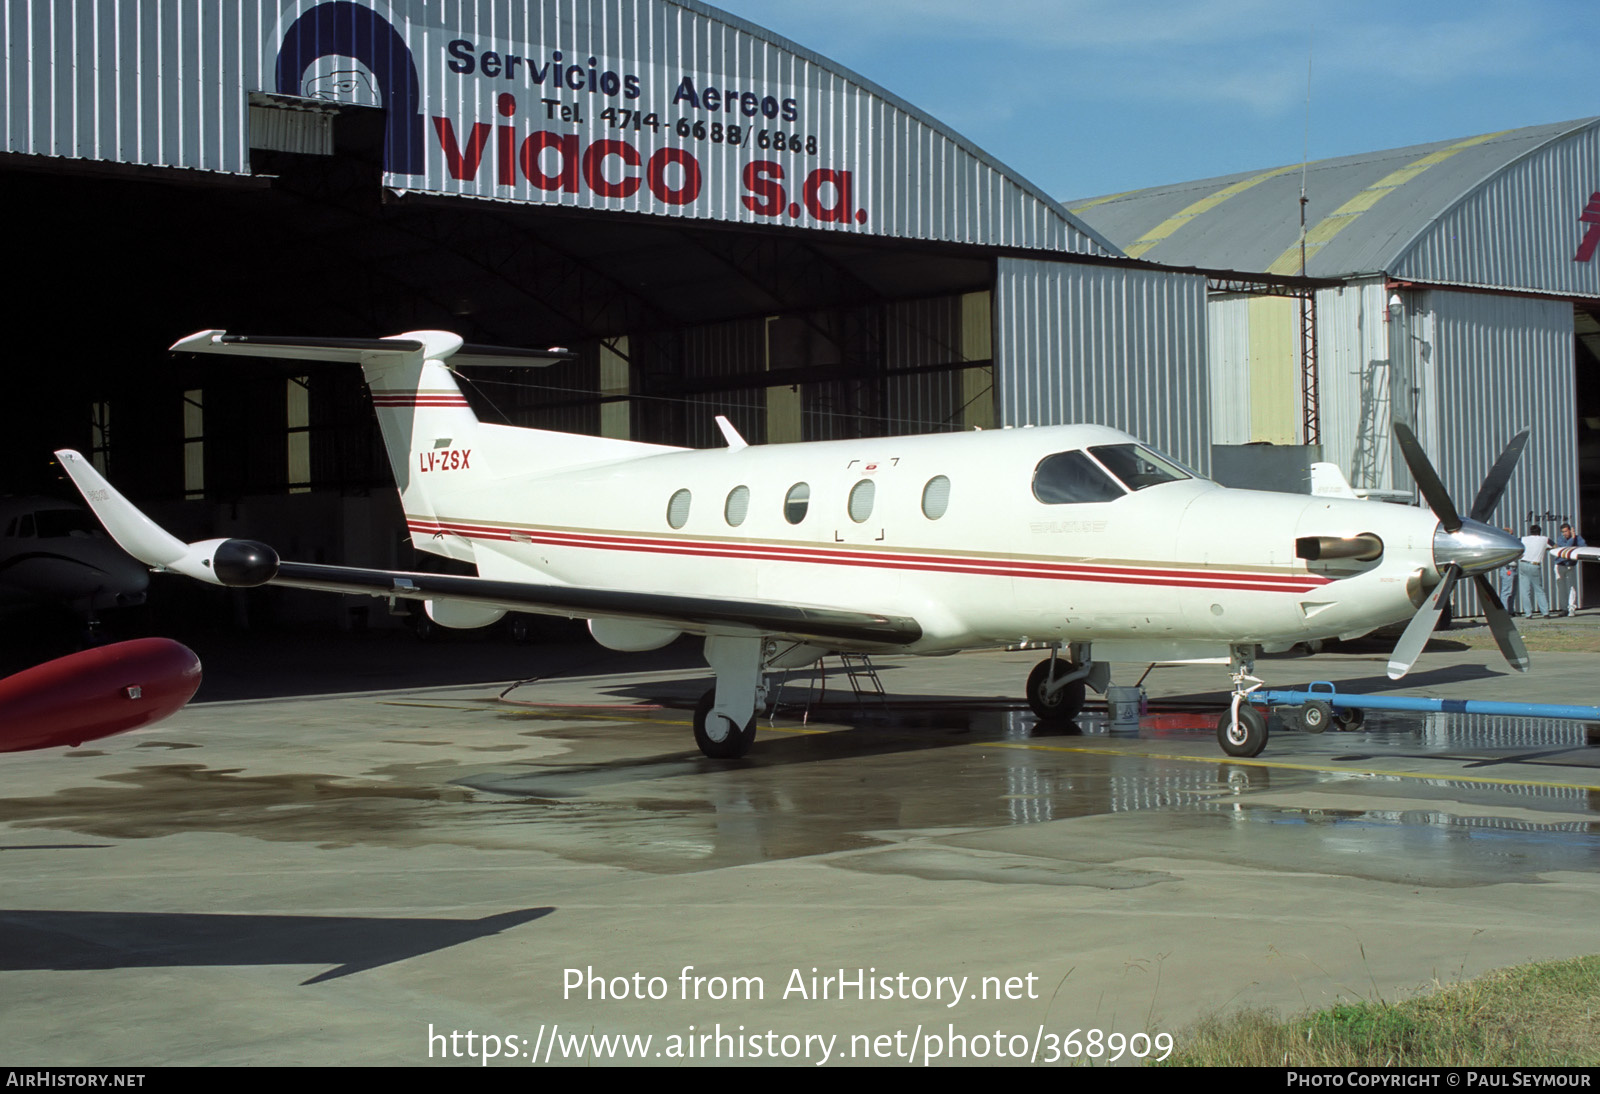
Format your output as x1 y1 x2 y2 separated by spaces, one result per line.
703 0 1597 201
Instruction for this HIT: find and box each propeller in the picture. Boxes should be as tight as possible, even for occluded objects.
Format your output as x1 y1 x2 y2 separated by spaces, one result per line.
1386 424 1530 680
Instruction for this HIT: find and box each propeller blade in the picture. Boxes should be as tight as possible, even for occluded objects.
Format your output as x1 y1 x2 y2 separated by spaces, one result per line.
1387 564 1460 680
1393 423 1462 533
1468 428 1530 525
1472 573 1531 674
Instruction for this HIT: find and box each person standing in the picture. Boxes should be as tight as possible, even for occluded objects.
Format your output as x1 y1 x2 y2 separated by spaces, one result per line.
1520 524 1552 618
1554 522 1586 616
1499 526 1519 613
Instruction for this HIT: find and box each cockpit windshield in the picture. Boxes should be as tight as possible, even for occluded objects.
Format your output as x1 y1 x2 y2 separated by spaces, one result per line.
1088 444 1191 492
1031 451 1126 504
34 510 101 537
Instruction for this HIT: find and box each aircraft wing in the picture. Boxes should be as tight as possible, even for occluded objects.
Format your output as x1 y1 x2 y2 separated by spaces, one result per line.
262 561 919 645
52 450 921 648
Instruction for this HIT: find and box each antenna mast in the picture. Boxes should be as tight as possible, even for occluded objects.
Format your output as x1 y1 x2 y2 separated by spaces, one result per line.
1298 25 1320 447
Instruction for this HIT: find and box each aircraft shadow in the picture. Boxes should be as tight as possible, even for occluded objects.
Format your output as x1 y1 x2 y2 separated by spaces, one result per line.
0 906 552 985
476 681 1072 797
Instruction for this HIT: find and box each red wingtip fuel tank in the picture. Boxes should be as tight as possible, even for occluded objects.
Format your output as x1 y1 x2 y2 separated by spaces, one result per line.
0 638 202 752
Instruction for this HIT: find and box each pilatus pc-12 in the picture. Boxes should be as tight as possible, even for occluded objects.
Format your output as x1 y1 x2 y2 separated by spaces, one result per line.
56 330 1530 758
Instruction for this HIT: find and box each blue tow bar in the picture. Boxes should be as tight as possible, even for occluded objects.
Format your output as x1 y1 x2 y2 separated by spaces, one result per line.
1254 681 1600 723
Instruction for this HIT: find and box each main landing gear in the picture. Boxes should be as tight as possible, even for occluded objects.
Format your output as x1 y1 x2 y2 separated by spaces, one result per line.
1217 644 1268 757
693 688 758 758
1025 646 1107 724
692 634 771 759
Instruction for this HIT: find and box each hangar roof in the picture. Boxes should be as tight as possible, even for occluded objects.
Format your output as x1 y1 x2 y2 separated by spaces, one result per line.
1069 117 1600 298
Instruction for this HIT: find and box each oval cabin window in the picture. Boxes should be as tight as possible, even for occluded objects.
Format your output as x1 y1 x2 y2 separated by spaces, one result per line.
667 489 692 529
921 475 951 519
784 483 810 524
847 479 875 523
725 485 750 527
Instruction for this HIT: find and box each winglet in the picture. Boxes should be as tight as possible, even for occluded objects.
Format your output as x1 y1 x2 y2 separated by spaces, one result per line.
714 416 748 450
53 450 188 567
169 330 227 354
52 451 272 585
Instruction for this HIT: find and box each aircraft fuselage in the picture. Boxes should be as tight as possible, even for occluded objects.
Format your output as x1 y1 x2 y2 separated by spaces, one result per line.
405 423 1436 657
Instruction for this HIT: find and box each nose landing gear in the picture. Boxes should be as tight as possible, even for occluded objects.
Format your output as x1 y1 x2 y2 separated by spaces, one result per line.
1217 644 1269 757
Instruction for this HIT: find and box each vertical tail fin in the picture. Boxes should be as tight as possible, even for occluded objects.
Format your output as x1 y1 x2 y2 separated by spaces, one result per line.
172 330 483 550
169 330 679 559
358 332 483 539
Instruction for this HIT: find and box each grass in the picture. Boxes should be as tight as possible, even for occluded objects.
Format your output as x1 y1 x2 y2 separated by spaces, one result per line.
1442 620 1600 654
1158 955 1600 1066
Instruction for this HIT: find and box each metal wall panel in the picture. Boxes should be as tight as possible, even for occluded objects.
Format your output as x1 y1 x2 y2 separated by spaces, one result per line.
1430 289 1576 526
5 0 1113 254
1206 295 1251 446
1395 123 1600 299
3 0 255 173
994 259 1211 473
1313 279 1396 490
1427 290 1575 615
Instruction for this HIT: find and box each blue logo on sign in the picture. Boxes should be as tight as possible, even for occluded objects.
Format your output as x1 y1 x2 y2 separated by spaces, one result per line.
274 1 424 175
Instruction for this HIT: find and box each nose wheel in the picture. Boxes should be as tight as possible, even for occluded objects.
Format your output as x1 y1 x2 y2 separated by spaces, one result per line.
1217 652 1268 756
1217 704 1268 756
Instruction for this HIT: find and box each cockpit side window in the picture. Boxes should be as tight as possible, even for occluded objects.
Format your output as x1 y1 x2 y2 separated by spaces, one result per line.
1088 444 1190 491
1032 451 1125 504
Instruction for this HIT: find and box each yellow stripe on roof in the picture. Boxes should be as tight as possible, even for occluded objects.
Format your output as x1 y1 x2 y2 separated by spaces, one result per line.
1067 189 1140 215
1113 165 1302 258
1266 130 1509 275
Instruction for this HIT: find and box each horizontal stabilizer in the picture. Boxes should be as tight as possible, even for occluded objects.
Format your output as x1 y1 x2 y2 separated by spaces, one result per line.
171 330 574 368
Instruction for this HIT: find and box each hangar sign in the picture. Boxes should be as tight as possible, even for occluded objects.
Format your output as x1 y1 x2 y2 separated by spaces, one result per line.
272 1 869 229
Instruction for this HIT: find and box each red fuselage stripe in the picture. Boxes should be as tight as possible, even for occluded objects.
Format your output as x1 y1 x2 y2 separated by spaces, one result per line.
405 520 1332 593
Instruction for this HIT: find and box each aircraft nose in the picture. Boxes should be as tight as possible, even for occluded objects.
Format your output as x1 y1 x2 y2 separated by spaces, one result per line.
1432 520 1524 576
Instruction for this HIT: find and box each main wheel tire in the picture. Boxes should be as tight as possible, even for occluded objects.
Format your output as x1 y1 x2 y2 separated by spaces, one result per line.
1026 658 1086 722
693 689 757 759
1299 699 1333 734
1217 704 1268 757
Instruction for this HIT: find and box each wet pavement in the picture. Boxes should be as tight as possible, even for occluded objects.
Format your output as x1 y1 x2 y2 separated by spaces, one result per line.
4 640 1600 1065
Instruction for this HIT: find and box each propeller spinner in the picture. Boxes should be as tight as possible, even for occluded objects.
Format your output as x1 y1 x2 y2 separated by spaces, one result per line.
1387 424 1529 680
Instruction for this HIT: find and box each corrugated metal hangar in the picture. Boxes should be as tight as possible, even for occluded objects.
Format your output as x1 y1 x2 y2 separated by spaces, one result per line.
4 0 1212 615
1072 118 1600 612
3 0 1596 626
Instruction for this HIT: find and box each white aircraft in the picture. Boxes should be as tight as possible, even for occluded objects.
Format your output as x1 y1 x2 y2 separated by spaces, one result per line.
54 330 1532 759
0 496 149 620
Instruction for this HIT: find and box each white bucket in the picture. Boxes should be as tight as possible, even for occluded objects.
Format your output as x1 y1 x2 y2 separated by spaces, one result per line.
1105 685 1145 727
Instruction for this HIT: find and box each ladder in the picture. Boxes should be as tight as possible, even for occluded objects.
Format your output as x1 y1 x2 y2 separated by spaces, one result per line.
770 654 886 724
